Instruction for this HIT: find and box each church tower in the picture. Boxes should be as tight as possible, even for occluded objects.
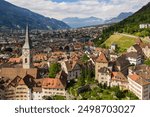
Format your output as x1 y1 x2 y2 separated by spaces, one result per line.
22 25 31 69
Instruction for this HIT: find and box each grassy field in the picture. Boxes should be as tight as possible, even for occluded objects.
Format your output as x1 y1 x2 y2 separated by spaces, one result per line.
103 34 137 52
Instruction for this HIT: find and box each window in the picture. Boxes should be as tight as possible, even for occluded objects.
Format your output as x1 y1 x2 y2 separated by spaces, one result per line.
25 58 27 63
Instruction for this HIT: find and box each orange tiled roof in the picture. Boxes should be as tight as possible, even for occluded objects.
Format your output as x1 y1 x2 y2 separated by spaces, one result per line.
9 58 22 63
18 79 25 85
42 78 65 89
112 72 128 82
96 52 108 63
33 54 48 61
128 74 150 86
129 74 140 81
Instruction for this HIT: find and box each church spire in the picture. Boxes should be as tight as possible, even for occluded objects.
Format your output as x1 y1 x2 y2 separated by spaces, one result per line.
22 24 31 69
23 24 30 49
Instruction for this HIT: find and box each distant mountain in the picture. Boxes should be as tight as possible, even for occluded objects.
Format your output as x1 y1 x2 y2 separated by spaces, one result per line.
62 17 104 28
63 12 133 28
105 12 133 24
0 0 70 30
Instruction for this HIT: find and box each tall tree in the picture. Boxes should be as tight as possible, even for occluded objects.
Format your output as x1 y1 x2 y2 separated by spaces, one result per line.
48 62 61 78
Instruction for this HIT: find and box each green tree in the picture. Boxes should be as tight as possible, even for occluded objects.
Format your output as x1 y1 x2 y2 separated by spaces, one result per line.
126 91 139 100
49 62 61 78
42 96 52 100
52 95 65 100
144 59 150 66
77 76 85 86
81 54 89 63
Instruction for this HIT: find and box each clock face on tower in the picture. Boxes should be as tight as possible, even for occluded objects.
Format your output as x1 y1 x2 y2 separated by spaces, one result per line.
23 49 29 57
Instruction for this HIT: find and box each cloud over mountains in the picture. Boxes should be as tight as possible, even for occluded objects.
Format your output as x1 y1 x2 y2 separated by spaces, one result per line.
6 0 150 19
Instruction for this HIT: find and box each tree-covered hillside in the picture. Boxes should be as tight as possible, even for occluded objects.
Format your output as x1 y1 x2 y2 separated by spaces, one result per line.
94 2 150 46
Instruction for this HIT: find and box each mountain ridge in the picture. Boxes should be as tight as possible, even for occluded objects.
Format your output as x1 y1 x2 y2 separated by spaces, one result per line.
105 12 133 24
62 12 133 28
0 0 70 30
62 16 104 28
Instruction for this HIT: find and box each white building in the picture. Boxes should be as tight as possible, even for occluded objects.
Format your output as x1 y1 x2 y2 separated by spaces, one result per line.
126 52 142 65
32 87 43 100
128 74 150 100
139 24 150 29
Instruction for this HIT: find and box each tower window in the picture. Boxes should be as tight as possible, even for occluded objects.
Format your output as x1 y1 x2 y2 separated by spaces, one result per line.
25 58 27 63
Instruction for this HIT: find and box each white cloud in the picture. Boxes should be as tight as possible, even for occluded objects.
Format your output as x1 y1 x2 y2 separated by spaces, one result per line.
5 0 150 20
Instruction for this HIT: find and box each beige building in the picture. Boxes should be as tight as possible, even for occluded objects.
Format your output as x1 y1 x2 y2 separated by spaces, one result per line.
142 44 150 58
5 75 35 100
5 85 16 100
95 52 108 81
97 67 111 85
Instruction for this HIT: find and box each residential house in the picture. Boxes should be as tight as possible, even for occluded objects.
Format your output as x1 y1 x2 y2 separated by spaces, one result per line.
127 44 143 54
61 60 81 81
5 75 35 100
115 55 130 76
111 72 128 89
127 44 144 61
42 78 66 97
141 44 150 58
126 52 142 65
33 54 48 62
8 57 22 63
32 79 43 100
97 67 111 86
109 44 117 53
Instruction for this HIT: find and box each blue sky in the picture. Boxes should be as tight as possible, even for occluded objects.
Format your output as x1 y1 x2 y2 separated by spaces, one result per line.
6 0 150 20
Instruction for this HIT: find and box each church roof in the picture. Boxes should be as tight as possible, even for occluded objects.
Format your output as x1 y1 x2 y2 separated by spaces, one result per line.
0 68 38 80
